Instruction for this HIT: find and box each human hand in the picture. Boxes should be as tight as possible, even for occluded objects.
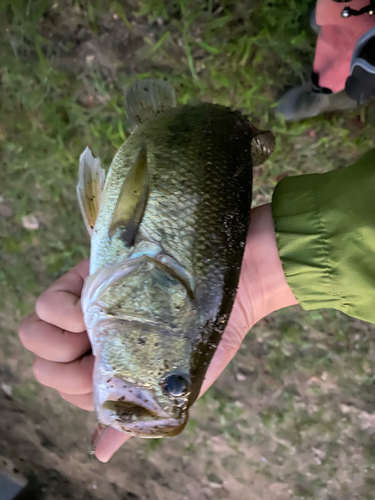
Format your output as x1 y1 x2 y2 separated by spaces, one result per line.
18 204 297 462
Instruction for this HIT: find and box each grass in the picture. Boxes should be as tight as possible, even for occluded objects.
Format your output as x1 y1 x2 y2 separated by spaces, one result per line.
1 0 375 498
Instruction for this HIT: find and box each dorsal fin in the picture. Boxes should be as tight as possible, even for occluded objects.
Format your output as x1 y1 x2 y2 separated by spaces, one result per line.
125 79 176 131
108 144 149 245
77 147 106 236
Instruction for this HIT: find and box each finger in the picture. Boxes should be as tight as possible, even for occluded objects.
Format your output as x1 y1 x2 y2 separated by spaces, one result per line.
35 259 89 333
19 313 91 363
94 427 131 463
59 391 94 411
33 354 94 395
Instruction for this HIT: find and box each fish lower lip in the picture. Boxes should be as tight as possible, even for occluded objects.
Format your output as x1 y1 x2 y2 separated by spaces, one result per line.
101 398 188 437
91 417 187 452
112 413 189 438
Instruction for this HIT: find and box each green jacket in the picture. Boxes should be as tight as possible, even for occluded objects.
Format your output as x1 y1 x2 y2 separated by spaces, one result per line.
272 149 375 324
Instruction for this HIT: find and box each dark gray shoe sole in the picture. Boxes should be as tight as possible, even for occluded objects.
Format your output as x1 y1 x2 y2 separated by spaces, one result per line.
276 86 358 121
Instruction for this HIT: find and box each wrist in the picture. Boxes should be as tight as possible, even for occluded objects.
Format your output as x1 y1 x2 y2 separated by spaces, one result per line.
241 204 298 327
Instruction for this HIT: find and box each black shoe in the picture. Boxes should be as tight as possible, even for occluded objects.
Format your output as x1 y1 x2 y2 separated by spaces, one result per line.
346 27 375 103
276 25 375 121
276 72 357 121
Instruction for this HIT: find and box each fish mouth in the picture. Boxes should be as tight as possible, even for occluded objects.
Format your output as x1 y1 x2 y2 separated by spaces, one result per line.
96 377 188 438
102 399 188 438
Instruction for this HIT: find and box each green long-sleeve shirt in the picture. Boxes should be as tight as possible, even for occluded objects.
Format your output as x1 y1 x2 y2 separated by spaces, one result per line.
272 149 375 324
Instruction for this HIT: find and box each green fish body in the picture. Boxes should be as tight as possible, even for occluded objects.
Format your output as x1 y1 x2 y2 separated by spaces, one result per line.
78 80 274 440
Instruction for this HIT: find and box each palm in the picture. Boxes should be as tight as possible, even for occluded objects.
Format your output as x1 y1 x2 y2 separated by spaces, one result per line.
19 205 297 462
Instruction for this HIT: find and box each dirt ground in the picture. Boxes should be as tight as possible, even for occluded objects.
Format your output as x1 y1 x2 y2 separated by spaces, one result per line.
2 1 375 499
0 315 290 500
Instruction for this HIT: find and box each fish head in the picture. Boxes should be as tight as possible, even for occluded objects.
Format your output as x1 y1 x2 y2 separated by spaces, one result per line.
82 256 197 438
94 321 192 438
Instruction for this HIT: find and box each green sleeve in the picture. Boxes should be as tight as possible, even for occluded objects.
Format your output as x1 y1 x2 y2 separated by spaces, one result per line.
272 149 375 324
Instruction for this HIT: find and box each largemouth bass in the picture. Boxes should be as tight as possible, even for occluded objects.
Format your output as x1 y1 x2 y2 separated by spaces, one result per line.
78 79 274 440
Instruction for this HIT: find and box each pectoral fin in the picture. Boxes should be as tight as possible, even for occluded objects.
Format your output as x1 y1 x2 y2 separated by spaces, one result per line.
108 144 149 245
251 131 275 166
125 79 176 131
77 147 106 236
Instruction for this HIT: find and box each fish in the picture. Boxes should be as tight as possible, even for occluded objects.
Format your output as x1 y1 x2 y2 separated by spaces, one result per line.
78 79 274 441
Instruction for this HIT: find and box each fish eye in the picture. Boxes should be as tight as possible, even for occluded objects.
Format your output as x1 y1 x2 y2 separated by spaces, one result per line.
163 374 189 397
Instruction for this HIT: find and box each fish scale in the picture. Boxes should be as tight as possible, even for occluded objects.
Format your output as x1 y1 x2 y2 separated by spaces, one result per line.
77 79 274 442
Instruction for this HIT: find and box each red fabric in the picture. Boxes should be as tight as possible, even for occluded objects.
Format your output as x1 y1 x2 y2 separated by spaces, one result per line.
313 0 375 92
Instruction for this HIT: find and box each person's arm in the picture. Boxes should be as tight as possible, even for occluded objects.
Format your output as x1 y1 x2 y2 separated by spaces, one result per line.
272 148 375 324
